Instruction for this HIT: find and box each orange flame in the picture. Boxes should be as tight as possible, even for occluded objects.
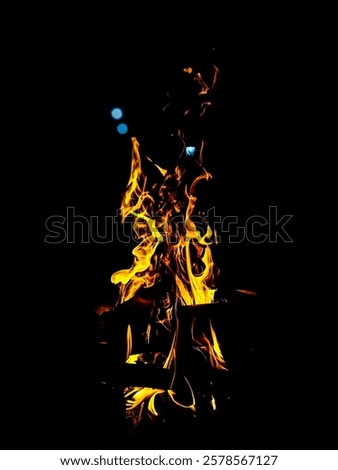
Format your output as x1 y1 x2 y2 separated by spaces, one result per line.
236 289 257 296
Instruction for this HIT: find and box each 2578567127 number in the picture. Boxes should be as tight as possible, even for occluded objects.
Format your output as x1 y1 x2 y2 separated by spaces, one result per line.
203 455 278 465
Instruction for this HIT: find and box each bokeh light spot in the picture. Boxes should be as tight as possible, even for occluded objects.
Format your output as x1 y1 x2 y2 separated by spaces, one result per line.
117 123 128 135
111 107 123 120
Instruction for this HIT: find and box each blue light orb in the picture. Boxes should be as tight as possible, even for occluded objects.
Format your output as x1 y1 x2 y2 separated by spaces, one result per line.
186 146 196 157
111 107 123 120
117 123 128 135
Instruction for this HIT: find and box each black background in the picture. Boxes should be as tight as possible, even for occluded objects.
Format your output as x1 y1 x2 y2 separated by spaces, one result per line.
5 13 327 450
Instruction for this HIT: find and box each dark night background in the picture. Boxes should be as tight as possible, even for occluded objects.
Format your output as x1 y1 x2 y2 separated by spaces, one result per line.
5 13 330 450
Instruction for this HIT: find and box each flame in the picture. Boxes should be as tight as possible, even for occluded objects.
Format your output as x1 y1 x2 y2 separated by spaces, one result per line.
236 289 257 296
95 304 112 315
125 387 166 417
145 323 151 344
194 72 209 95
211 395 217 411
210 320 226 369
110 65 227 423
168 376 196 412
192 321 227 371
126 353 141 364
111 139 162 303
126 379 196 421
145 155 168 177
126 324 133 360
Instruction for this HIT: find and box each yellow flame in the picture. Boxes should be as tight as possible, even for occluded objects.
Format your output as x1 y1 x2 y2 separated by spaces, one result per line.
126 353 141 364
125 387 165 416
171 172 217 306
154 164 167 177
211 395 217 411
111 139 165 303
126 324 132 360
192 321 226 371
168 376 196 412
145 155 168 177
210 320 225 368
145 323 151 344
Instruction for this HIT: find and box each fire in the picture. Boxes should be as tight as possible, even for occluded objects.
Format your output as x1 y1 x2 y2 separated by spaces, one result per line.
236 289 257 296
111 138 163 303
110 64 226 425
209 320 226 369
126 324 133 360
